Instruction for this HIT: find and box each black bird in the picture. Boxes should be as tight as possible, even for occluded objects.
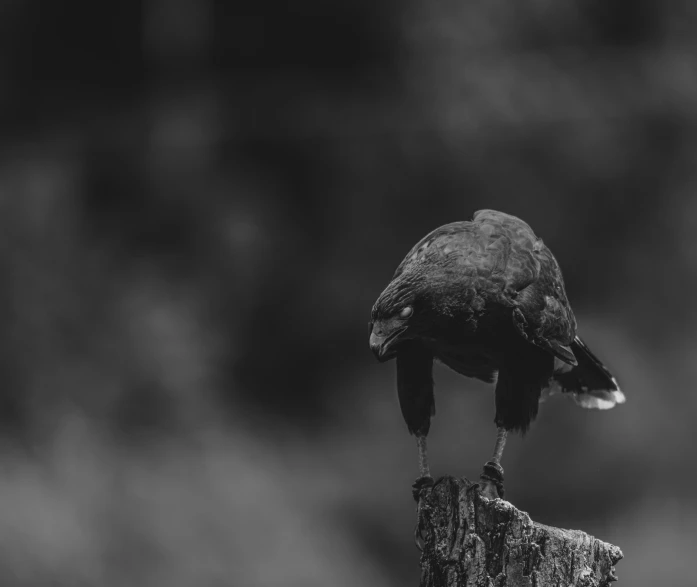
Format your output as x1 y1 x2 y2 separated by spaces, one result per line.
369 210 625 498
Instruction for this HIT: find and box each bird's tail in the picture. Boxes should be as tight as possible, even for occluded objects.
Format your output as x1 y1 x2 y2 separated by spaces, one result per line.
546 336 626 409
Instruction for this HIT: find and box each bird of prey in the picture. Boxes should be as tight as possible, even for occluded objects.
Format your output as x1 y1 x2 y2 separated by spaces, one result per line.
369 210 625 498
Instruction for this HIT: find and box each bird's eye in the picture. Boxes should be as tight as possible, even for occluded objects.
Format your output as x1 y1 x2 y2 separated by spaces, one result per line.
399 306 413 319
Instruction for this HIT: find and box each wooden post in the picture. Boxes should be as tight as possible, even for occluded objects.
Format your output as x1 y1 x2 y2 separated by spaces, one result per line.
415 476 623 587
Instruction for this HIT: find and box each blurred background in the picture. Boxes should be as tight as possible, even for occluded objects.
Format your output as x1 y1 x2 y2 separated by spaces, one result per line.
0 0 695 585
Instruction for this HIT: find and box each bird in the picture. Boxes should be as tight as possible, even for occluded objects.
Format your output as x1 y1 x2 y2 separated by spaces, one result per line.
368 209 625 499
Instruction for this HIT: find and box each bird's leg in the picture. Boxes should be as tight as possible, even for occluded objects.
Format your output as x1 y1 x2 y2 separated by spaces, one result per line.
417 435 431 478
492 427 508 464
411 435 434 500
479 427 507 499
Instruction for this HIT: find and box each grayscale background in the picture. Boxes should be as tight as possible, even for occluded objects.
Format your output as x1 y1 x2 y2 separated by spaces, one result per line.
0 1 694 585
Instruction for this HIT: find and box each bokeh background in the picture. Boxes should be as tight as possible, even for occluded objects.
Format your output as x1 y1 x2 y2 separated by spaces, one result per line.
0 0 695 585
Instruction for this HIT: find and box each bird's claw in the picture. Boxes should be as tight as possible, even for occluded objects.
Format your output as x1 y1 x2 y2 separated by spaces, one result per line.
479 461 505 499
482 461 504 482
414 519 428 551
412 476 434 551
411 475 434 502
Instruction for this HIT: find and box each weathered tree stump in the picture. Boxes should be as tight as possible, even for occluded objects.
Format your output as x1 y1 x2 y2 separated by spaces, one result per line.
415 476 623 587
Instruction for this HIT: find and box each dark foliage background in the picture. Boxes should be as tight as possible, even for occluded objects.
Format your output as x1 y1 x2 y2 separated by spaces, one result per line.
0 1 695 585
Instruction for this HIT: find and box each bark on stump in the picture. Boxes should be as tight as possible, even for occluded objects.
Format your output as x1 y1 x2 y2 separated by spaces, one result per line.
415 476 623 587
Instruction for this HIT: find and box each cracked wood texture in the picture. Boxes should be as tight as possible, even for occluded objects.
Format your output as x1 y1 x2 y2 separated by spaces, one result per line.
416 476 623 587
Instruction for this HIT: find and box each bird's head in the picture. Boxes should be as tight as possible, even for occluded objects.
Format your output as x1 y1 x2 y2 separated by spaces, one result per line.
369 270 442 362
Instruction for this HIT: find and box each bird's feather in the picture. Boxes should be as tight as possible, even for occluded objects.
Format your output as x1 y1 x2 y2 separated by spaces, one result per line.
549 336 625 409
396 341 435 436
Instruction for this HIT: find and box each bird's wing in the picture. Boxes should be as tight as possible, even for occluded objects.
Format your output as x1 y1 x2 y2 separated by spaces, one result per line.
474 210 578 365
439 210 577 365
511 249 577 365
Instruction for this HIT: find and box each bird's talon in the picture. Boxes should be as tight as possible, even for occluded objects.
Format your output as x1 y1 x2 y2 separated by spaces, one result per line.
414 521 427 551
479 462 505 499
482 461 504 484
411 475 434 501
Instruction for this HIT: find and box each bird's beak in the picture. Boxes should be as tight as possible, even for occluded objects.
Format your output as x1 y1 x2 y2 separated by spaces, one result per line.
369 321 406 362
